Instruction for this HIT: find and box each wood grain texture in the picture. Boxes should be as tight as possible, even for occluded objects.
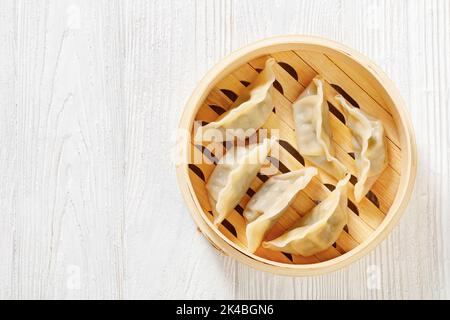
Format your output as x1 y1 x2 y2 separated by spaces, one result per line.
0 0 448 299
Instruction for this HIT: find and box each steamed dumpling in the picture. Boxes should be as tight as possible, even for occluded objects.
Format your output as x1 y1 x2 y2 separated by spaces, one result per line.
244 167 317 253
336 95 388 202
292 76 347 179
206 139 274 225
263 174 350 256
196 58 276 142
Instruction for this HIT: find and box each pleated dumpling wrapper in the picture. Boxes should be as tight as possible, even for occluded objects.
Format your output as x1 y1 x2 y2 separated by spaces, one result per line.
244 167 318 253
336 95 387 202
206 138 275 226
263 174 351 256
292 76 347 179
196 58 276 142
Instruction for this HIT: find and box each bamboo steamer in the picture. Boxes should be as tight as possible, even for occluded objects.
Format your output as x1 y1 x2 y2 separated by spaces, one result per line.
176 35 417 276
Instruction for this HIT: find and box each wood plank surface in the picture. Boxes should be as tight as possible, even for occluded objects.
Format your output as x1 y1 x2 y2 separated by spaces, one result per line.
0 0 448 299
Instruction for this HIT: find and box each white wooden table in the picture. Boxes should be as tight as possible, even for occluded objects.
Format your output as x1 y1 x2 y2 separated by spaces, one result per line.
0 0 448 300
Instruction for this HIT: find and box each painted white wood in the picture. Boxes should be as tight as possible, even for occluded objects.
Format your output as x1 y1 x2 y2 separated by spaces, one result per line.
0 0 448 299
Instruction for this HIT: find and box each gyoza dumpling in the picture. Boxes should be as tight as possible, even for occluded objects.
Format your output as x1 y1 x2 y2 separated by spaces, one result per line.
336 95 388 202
292 76 347 179
263 174 350 256
196 58 276 142
244 167 317 253
206 139 275 225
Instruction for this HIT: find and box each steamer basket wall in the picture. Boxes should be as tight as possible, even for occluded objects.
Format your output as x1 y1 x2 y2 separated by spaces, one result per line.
176 35 417 276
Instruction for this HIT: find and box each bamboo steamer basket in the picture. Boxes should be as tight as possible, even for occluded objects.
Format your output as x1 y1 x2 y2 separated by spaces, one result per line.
176 35 417 276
